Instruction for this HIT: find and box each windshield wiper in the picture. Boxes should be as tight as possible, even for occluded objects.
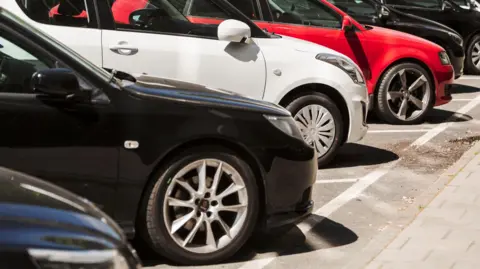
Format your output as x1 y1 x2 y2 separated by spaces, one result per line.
104 68 137 83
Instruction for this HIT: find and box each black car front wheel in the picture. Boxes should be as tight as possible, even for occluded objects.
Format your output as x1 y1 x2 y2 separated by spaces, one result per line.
375 62 434 125
466 34 480 75
138 146 259 265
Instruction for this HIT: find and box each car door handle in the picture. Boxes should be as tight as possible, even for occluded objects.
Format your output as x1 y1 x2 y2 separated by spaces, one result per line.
109 44 139 56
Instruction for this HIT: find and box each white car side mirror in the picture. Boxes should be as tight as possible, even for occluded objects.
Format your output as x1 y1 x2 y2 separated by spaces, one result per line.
217 19 251 43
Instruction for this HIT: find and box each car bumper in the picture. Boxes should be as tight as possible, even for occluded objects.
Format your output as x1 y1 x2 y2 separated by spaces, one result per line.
434 65 454 107
262 150 317 230
346 83 368 143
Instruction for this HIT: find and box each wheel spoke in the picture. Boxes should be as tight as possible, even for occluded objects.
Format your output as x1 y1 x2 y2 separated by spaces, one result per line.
408 75 426 93
211 162 223 194
409 95 424 110
317 133 332 145
475 43 480 51
295 113 309 128
398 69 407 88
476 59 480 69
314 139 326 155
197 161 207 194
205 220 216 248
317 119 334 131
171 210 195 234
301 107 312 124
397 99 408 120
216 183 244 199
387 91 402 100
182 214 204 247
167 197 194 208
310 105 319 125
176 180 197 197
218 203 247 212
473 56 480 65
215 215 231 238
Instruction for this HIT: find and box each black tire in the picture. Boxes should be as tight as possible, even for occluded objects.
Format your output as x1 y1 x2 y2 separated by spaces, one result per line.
466 35 480 75
285 92 344 167
375 62 434 125
137 146 259 265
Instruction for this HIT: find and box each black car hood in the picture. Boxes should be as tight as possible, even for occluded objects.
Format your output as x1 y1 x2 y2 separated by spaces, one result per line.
0 167 125 246
389 6 461 36
123 74 291 117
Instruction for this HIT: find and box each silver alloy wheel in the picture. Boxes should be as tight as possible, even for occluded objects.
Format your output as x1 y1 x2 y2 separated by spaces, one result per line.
472 41 480 69
294 104 335 157
386 68 431 122
163 159 248 254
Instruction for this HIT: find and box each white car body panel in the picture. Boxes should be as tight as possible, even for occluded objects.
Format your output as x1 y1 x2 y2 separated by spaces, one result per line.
3 0 368 143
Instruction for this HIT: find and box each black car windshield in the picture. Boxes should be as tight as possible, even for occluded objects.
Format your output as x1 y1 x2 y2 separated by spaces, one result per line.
0 9 113 83
268 0 342 28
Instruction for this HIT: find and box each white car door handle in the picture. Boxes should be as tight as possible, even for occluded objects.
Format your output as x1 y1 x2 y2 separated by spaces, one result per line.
109 44 139 55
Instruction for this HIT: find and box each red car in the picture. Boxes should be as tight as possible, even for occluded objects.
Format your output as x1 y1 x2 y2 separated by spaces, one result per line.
187 0 454 124
52 0 454 124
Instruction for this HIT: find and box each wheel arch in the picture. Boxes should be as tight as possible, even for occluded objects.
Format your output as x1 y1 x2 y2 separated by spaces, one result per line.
134 137 267 231
278 83 350 144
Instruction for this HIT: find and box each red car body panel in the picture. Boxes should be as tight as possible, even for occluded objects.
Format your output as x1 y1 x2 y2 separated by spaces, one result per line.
188 0 453 107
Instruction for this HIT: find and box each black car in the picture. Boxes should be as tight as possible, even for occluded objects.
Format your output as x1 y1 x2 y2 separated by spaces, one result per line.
380 0 480 75
327 0 465 79
0 166 141 269
0 7 317 265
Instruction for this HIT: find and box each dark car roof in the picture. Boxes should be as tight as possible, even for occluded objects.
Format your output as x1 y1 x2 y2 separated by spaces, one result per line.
0 167 125 246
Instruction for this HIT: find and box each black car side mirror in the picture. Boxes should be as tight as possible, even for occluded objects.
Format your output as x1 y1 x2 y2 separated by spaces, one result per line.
442 0 453 10
378 6 390 20
31 68 82 99
342 16 354 32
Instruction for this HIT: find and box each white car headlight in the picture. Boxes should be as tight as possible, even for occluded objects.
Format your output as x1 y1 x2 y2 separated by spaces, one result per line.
439 51 451 65
264 115 303 140
316 53 365 84
28 249 133 269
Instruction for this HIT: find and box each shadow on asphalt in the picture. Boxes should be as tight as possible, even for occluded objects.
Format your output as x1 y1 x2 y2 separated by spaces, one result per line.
326 143 399 169
367 108 472 125
134 216 358 267
450 83 480 94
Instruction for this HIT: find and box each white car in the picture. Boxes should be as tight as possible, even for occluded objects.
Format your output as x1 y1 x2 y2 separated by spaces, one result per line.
5 0 368 166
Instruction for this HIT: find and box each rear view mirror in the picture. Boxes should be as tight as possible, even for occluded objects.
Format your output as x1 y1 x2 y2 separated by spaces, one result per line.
342 16 354 32
442 0 453 10
379 6 390 19
218 19 251 43
31 68 81 98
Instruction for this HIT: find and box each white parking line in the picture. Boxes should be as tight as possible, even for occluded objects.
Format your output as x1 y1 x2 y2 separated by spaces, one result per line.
368 129 430 133
237 94 480 269
315 178 358 184
411 95 480 147
451 99 475 102
457 76 480 80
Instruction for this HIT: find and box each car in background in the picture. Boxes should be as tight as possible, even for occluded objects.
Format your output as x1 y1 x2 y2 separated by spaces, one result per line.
328 0 464 79
182 0 453 124
5 0 369 166
0 7 317 264
380 0 480 75
0 166 141 269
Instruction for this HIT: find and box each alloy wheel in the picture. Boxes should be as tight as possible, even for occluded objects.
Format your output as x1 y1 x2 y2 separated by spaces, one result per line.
472 41 480 70
386 68 431 122
294 104 335 157
163 159 248 254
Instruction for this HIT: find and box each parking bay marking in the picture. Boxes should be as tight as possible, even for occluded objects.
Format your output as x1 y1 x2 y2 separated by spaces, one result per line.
368 129 430 133
237 94 480 269
315 178 359 184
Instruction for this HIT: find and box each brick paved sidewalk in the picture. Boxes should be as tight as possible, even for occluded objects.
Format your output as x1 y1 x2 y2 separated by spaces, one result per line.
365 146 480 269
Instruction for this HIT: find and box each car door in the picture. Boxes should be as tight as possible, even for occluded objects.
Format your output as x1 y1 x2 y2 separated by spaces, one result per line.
382 0 449 24
0 31 118 215
9 0 103 67
97 0 267 100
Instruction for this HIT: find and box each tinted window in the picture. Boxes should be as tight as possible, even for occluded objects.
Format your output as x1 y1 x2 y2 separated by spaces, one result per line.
328 0 377 16
268 0 342 28
223 0 258 20
384 0 441 8
15 0 90 27
108 0 246 39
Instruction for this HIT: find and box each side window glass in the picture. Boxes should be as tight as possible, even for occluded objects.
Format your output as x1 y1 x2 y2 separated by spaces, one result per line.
384 0 441 8
224 0 259 20
15 0 90 27
268 0 342 28
109 0 236 39
327 0 377 16
0 36 96 95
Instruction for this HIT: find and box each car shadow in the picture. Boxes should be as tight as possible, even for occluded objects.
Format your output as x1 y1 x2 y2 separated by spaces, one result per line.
366 108 472 125
135 216 357 267
325 143 399 169
450 83 480 94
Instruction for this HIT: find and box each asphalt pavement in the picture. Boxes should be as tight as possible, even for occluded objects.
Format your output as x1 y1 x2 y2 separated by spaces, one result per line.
140 75 480 269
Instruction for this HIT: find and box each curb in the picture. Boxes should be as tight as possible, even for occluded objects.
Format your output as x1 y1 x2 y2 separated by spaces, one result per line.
342 141 480 269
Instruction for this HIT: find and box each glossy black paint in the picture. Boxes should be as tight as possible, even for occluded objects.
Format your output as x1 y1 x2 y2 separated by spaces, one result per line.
381 0 480 74
334 0 465 78
0 166 141 269
0 8 316 238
